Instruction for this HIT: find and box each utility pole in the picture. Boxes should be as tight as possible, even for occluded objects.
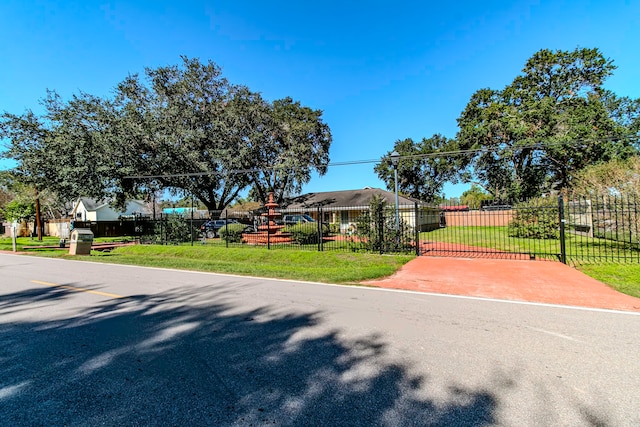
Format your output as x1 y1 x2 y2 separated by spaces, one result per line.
391 151 400 229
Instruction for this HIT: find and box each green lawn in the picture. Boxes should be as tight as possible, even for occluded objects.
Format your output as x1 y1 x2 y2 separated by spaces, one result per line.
421 226 562 259
574 264 640 298
89 245 414 283
0 236 63 250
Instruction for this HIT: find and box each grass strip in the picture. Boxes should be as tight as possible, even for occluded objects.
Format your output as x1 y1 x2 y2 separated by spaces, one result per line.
82 245 414 284
575 264 640 299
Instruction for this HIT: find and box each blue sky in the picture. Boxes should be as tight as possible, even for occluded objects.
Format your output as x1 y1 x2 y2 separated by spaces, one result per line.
1 0 639 199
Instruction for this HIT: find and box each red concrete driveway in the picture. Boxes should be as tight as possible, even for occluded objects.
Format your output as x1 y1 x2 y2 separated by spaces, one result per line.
363 257 640 312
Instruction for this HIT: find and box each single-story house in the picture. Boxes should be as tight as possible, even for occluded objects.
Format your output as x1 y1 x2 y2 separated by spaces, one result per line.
284 187 440 233
71 198 151 222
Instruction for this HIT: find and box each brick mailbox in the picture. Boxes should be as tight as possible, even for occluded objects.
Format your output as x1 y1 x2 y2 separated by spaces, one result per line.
69 228 94 255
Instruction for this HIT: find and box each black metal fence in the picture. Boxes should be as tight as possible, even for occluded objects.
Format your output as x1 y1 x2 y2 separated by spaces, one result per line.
80 193 639 264
428 194 640 264
73 217 148 238
564 194 640 263
124 203 441 255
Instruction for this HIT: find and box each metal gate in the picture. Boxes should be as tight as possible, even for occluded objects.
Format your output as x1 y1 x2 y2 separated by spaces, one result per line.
420 195 640 264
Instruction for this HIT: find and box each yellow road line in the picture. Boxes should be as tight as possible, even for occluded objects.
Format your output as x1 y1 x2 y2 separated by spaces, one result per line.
31 280 124 299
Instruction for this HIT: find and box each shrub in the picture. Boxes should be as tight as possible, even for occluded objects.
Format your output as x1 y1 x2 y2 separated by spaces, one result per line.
285 222 320 244
508 197 559 239
219 223 247 243
143 214 194 244
572 156 640 199
351 195 414 253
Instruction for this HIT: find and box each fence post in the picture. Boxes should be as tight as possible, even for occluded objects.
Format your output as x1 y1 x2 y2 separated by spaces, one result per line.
164 214 168 245
558 195 567 264
225 209 229 249
190 201 194 246
317 206 323 252
415 202 420 256
267 214 271 250
378 207 384 254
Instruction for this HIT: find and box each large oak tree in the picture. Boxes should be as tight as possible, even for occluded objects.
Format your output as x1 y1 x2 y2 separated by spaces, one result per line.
2 89 140 236
2 57 332 212
111 57 332 209
248 97 331 205
456 47 640 200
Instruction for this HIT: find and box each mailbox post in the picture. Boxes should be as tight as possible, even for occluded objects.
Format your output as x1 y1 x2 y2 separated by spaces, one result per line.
69 228 94 255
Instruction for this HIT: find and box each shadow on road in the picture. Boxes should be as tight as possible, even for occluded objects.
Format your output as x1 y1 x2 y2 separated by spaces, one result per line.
1 284 499 426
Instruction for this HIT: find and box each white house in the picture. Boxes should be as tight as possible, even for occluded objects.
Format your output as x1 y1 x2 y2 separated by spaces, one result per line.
71 198 151 222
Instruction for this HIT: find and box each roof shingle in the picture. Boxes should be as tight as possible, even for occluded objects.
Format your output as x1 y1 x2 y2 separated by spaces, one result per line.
285 188 423 208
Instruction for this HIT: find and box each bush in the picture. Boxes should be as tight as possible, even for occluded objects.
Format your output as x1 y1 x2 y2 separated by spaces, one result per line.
219 223 247 243
572 156 640 199
285 222 320 244
141 214 194 244
508 197 559 239
351 195 414 253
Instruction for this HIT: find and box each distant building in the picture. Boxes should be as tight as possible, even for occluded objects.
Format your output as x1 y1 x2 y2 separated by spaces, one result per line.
71 198 151 222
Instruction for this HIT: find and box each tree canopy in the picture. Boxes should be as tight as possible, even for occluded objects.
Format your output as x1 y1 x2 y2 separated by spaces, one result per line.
375 134 465 203
110 57 332 209
456 47 639 200
1 57 332 212
248 97 331 205
375 48 640 204
572 155 640 199
459 185 492 209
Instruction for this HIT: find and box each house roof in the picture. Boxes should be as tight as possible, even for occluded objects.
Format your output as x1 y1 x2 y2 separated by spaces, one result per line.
76 198 109 212
74 197 147 213
285 188 426 209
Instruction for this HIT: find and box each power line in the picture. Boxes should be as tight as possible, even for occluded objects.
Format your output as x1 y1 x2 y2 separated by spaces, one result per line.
124 158 386 179
123 134 639 180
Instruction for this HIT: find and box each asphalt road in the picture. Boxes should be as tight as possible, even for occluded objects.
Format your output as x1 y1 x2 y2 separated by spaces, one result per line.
1 253 639 426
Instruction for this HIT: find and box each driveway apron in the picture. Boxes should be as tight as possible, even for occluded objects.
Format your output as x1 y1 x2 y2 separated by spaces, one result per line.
363 257 640 312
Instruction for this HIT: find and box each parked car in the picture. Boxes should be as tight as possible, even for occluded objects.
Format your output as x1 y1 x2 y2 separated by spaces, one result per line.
281 214 316 225
200 219 238 238
280 214 330 233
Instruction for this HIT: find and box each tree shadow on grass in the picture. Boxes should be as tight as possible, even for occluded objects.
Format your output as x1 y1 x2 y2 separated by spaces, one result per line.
1 285 499 426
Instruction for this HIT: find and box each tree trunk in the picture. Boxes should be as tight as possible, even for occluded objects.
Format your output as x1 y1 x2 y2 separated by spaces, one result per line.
34 188 43 241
